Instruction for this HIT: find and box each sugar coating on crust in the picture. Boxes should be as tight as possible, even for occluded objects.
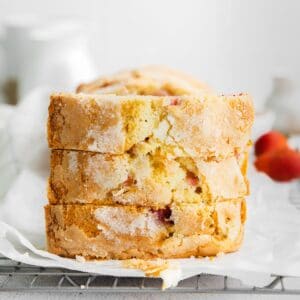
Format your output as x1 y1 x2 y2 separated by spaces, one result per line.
68 152 78 173
86 154 129 190
94 206 163 238
48 93 254 159
48 148 249 206
195 156 247 199
45 199 245 259
76 65 213 96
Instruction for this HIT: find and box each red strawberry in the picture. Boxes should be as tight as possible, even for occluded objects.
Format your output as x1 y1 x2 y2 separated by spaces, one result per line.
123 176 135 186
255 131 288 156
153 207 173 224
186 171 199 186
170 98 180 105
254 152 273 174
268 148 300 182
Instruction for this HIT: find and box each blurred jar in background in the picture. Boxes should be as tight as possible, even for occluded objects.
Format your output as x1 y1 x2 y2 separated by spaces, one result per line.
0 14 42 104
0 15 97 103
0 37 6 104
267 76 300 134
19 20 97 99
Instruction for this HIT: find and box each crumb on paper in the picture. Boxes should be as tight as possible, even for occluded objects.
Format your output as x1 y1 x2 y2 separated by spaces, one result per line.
75 255 86 263
122 259 181 290
122 258 170 277
204 255 216 261
216 251 225 257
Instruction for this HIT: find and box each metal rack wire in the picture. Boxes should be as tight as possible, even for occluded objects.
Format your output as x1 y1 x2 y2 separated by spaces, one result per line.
1 257 300 294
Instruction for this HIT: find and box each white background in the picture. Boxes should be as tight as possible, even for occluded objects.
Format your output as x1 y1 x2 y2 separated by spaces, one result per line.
1 0 300 105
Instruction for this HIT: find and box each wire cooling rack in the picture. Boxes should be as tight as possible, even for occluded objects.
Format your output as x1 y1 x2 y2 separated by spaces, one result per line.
1 257 300 294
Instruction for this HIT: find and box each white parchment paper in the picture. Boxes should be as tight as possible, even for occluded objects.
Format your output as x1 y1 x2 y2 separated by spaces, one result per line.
1 87 300 288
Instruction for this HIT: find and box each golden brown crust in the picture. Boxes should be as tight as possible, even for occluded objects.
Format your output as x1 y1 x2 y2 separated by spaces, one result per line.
76 65 213 96
46 70 253 260
48 149 248 206
47 93 254 160
45 199 245 259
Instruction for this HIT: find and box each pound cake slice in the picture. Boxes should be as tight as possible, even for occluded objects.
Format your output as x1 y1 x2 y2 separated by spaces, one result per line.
48 93 254 159
76 65 213 96
45 198 246 259
48 149 248 206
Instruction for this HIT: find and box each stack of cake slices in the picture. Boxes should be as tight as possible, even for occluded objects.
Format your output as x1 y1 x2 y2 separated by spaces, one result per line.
45 67 254 259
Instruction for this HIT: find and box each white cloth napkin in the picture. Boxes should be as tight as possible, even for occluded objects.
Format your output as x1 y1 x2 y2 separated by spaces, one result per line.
0 87 300 288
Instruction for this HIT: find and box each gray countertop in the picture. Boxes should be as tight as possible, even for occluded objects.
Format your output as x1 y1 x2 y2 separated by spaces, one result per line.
0 293 299 300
